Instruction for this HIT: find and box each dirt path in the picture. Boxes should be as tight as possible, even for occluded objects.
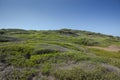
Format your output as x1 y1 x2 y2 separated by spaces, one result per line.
87 45 120 52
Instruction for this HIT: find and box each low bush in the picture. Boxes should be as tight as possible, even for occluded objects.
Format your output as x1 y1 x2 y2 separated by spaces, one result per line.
0 66 36 80
57 29 79 36
74 38 100 46
41 63 52 76
33 49 58 54
53 66 120 80
0 45 34 66
33 44 68 55
0 36 20 42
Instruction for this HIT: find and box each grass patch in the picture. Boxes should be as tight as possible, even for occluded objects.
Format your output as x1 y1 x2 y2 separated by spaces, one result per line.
88 48 120 59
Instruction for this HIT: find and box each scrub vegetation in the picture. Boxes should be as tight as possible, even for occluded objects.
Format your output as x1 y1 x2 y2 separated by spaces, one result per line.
0 28 120 80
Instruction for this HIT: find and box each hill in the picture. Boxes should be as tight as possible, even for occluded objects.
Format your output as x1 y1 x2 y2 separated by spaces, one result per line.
0 29 120 80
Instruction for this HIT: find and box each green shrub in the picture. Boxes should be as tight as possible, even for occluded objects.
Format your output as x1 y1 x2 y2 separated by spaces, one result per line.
0 45 34 66
41 63 52 76
33 49 58 55
74 38 100 46
0 67 36 80
53 66 120 80
57 29 79 36
33 44 67 55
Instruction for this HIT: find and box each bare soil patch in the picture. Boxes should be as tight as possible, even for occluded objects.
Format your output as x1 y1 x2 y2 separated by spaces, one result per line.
87 45 120 52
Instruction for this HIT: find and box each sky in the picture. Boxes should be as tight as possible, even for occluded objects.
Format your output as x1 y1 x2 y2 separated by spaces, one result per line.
0 0 120 36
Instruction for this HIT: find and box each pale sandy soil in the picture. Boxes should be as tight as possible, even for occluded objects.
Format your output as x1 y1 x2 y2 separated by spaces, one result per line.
87 45 120 52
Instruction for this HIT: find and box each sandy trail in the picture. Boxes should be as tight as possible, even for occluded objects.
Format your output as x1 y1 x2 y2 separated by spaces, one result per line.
87 45 120 52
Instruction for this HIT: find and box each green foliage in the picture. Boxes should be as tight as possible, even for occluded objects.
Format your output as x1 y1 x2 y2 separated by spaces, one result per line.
88 48 120 59
57 29 79 36
33 43 68 55
0 36 20 42
41 63 52 76
0 67 36 80
74 38 100 46
54 66 120 80
0 45 34 67
0 29 120 80
34 49 58 54
88 48 120 68
48 42 83 51
0 29 29 34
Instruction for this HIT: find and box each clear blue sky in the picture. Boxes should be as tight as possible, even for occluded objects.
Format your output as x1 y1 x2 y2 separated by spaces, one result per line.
0 0 120 36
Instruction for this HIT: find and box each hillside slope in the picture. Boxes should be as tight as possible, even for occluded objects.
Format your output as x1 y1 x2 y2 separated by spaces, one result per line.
0 29 120 80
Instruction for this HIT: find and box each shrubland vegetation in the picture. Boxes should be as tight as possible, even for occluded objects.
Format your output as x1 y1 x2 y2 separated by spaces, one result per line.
0 28 120 80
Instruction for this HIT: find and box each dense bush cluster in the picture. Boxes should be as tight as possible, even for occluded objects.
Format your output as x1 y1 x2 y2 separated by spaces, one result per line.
74 38 100 46
57 29 79 36
0 36 20 42
54 66 120 80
